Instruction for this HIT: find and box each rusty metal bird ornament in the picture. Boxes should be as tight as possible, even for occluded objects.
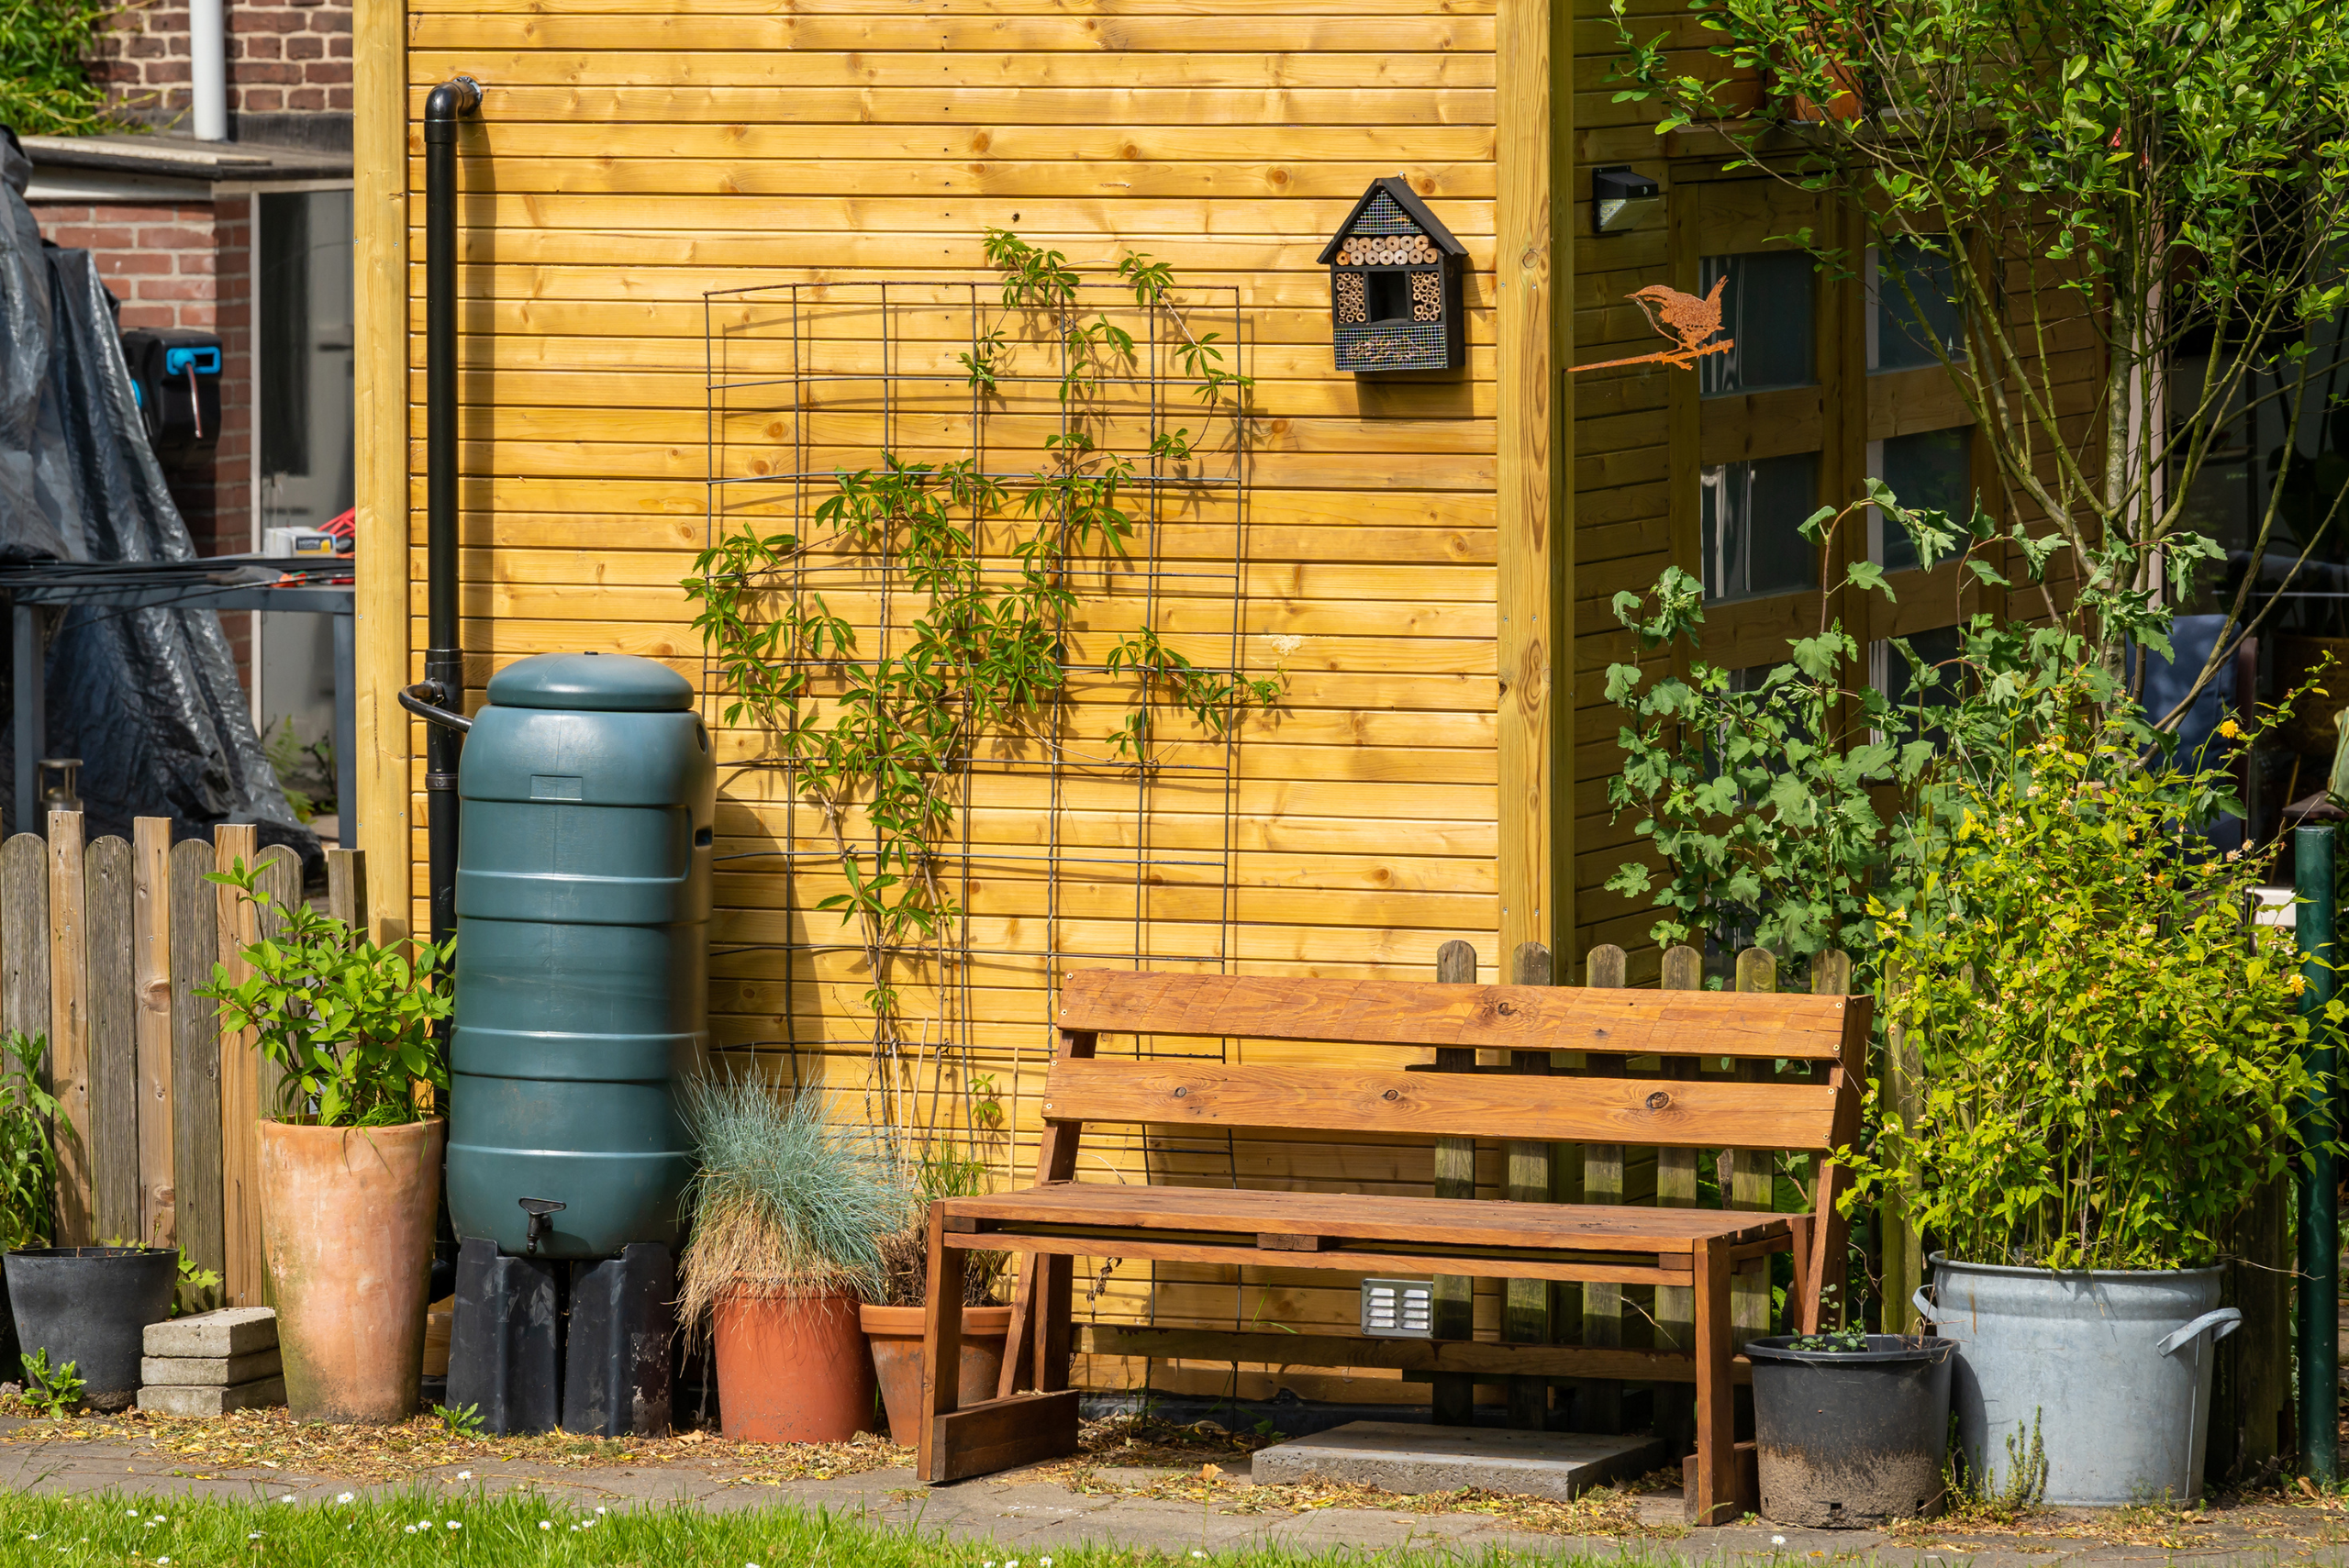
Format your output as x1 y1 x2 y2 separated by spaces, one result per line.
1571 276 1732 374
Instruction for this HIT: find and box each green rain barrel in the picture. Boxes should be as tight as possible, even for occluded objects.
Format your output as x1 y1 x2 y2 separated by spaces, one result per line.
446 651 714 1259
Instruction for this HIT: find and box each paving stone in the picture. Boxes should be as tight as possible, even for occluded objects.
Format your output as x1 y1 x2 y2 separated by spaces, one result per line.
136 1375 285 1418
143 1307 277 1359
1251 1420 1665 1502
139 1349 283 1386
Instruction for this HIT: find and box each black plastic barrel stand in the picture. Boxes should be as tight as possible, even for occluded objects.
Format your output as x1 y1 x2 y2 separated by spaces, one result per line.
445 1237 560 1434
562 1242 674 1438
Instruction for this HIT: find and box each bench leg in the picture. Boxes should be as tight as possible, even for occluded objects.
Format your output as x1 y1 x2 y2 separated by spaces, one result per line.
1691 1235 1737 1526
1786 1215 1814 1334
1034 1254 1073 1392
998 1252 1038 1398
917 1208 965 1481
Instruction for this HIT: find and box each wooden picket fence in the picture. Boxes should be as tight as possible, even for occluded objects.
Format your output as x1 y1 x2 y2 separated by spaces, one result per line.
1 812 368 1313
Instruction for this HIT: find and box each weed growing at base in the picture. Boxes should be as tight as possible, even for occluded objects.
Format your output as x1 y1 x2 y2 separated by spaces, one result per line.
0 1487 1669 1567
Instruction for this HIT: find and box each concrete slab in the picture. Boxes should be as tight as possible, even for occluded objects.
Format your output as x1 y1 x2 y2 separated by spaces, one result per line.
1251 1420 1664 1502
136 1375 284 1418
143 1308 276 1359
140 1349 282 1386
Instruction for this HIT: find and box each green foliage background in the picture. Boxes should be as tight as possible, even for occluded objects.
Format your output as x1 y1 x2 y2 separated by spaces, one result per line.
0 0 136 137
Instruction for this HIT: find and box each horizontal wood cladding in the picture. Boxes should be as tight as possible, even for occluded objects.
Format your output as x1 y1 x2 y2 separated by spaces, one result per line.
404 0 1508 1399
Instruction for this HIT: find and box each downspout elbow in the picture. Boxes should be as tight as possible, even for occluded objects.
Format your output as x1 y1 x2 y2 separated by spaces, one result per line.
424 76 483 139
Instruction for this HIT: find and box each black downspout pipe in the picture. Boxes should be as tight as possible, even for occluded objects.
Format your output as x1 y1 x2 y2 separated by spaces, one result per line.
407 74 482 952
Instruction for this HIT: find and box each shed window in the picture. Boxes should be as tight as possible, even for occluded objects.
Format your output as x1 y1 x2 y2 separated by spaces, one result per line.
1699 251 1815 397
1702 453 1818 603
1870 428 1973 573
1869 240 1965 372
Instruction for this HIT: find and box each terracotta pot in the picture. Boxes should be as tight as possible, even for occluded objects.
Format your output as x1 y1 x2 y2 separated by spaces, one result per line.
259 1118 444 1424
862 1303 1011 1446
712 1289 877 1442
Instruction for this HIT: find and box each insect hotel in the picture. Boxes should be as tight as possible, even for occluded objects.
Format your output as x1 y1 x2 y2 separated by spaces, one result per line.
1320 176 1468 373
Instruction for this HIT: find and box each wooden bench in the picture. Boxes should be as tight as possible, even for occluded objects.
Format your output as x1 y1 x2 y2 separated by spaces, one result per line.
917 969 1869 1521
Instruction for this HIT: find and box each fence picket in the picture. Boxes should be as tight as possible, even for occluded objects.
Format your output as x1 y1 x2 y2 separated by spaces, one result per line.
213 823 262 1308
1577 941 1627 1434
1429 938 1478 1425
1650 942 1703 1449
0 835 47 1068
86 836 139 1245
171 838 224 1311
1728 948 1776 1346
48 812 91 1246
134 819 175 1249
1503 940 1553 1429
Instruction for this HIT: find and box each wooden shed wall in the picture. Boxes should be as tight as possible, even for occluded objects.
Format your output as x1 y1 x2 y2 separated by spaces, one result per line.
383 0 1533 1401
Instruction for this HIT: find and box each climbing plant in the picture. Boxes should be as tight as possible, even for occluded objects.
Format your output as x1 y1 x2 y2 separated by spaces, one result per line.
686 232 1282 1096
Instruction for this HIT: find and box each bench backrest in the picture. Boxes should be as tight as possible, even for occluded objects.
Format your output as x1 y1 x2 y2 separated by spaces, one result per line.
1045 971 1868 1154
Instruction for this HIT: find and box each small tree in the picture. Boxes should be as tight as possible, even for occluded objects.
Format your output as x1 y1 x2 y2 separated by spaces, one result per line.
1611 0 2349 713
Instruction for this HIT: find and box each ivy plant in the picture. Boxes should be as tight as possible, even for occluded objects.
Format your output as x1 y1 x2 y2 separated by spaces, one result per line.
685 231 1284 1063
199 861 451 1128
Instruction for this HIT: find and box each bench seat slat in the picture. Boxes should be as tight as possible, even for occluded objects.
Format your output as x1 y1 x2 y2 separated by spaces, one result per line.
1056 971 1854 1060
935 1182 1793 1252
1041 1057 1838 1151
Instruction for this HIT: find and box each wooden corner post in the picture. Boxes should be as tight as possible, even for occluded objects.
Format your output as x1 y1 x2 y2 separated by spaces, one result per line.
1496 0 1572 964
351 0 412 946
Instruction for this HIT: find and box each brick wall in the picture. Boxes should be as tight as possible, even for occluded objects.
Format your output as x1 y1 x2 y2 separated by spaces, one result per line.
26 197 258 673
86 0 352 148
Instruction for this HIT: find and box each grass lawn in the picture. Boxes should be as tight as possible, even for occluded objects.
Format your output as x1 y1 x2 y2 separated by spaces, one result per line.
0 1488 1626 1568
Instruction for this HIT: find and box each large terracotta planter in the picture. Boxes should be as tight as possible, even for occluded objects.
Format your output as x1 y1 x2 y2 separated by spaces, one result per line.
712 1290 875 1442
863 1303 1010 1446
259 1118 444 1424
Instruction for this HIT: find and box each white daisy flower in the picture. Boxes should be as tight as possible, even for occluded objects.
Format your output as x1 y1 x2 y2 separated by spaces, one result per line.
456 1471 472 1481
446 1520 461 1530
1772 1536 1787 1546
404 1526 417 1535
540 1521 552 1530
336 1493 354 1504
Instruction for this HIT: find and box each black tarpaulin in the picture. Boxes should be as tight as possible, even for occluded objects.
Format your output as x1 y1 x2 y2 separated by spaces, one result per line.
0 128 316 865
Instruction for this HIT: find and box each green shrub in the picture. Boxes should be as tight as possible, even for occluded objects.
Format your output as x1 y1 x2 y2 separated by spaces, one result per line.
0 0 139 138
1845 673 2340 1271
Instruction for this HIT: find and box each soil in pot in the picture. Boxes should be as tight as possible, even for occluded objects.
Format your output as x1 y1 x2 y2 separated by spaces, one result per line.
261 1118 444 1424
4 1247 176 1410
712 1290 875 1442
863 1303 1010 1446
1746 1333 1955 1528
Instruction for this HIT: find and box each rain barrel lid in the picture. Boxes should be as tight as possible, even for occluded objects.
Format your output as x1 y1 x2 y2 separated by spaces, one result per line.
484 652 695 713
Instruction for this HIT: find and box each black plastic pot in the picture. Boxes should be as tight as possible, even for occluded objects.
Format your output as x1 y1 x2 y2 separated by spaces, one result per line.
4 1247 176 1410
1745 1333 1956 1528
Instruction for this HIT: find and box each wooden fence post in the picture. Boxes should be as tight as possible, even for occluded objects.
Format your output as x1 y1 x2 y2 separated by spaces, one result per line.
1650 942 1703 1451
1503 940 1553 1429
213 823 262 1307
85 834 138 1243
1430 938 1479 1424
1577 942 1628 1433
47 811 91 1246
171 837 223 1311
134 819 174 1249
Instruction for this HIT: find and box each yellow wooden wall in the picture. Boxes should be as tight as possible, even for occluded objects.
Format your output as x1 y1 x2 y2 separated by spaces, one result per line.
384 0 1529 1403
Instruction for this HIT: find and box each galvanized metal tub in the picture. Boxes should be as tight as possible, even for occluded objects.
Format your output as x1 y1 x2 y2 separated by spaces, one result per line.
1917 1254 2240 1506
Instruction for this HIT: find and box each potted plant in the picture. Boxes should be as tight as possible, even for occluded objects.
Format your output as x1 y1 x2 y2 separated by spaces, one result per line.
863 1148 1011 1446
677 1076 916 1442
1847 680 2330 1506
0 1029 173 1413
1743 1306 1955 1527
201 860 451 1425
